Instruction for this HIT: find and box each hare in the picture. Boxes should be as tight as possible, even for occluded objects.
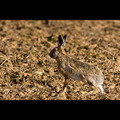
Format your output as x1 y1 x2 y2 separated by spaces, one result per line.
49 35 104 95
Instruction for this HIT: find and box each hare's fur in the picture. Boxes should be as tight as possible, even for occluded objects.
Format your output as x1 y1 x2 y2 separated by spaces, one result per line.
49 35 104 95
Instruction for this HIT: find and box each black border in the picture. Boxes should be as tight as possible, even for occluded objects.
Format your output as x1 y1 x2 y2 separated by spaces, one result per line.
0 2 120 20
0 100 120 110
0 100 119 119
0 100 119 117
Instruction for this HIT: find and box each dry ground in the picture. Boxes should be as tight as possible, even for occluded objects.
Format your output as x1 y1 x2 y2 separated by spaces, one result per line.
0 20 120 100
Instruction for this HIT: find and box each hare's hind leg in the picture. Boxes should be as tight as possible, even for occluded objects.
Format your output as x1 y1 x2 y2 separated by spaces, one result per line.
82 78 98 95
80 76 94 95
82 76 93 91
87 84 104 95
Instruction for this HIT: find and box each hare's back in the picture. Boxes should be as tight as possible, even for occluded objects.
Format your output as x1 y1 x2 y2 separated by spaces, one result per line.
68 58 101 76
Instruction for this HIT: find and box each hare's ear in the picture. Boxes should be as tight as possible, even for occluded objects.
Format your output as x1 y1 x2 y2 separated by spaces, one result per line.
63 35 67 41
58 35 66 49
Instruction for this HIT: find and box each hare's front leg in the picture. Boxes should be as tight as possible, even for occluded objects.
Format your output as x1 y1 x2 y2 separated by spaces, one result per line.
58 67 69 93
63 75 69 92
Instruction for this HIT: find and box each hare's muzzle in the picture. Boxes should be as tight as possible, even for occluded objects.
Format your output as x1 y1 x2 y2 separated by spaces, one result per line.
49 49 54 58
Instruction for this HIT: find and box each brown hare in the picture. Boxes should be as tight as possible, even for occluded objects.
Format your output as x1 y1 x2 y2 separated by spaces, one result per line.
49 35 104 95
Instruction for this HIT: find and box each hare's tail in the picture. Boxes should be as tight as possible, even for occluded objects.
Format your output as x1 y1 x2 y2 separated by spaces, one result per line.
97 85 104 95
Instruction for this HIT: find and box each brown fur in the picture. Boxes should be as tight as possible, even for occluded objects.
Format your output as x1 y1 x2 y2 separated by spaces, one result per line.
49 35 104 95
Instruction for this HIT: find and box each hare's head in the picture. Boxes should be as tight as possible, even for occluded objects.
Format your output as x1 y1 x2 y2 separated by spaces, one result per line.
49 35 66 59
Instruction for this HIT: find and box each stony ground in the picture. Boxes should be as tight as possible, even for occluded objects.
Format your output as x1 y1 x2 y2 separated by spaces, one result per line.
0 20 120 100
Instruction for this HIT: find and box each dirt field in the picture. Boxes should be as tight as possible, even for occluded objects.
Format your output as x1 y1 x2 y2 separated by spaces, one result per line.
0 20 120 100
